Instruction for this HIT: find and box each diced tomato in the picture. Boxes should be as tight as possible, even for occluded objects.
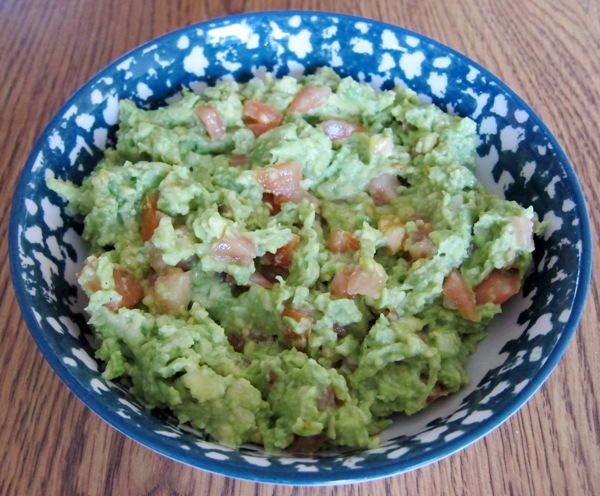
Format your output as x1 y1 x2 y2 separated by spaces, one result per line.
326 228 360 254
369 174 400 205
282 306 312 352
242 100 283 136
148 243 169 272
246 122 275 136
248 272 274 289
287 86 332 114
282 306 312 322
105 268 144 312
243 100 283 124
318 119 366 140
225 271 274 289
196 103 226 140
211 235 256 265
330 264 386 298
149 267 192 315
475 269 521 305
141 191 160 242
266 234 300 269
85 275 102 293
77 256 102 293
330 268 352 298
405 222 435 260
442 269 478 321
255 161 307 204
113 269 144 308
346 265 386 298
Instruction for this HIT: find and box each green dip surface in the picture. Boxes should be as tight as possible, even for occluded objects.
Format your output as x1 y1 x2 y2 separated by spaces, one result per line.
48 68 539 452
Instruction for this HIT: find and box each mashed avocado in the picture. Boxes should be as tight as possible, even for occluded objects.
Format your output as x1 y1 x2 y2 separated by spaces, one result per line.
48 68 539 452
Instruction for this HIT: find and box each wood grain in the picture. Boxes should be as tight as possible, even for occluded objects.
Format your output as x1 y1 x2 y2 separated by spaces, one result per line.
1 1 599 495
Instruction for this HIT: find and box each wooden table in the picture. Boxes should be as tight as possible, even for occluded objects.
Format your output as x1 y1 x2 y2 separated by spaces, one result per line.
1 1 599 494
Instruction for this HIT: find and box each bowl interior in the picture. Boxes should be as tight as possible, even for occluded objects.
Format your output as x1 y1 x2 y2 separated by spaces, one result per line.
9 11 591 484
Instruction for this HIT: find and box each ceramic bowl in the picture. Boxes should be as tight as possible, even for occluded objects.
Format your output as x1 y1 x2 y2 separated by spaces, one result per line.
9 11 592 484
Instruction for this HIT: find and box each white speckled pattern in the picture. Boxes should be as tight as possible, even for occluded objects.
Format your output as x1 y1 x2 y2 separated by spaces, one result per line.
9 11 591 485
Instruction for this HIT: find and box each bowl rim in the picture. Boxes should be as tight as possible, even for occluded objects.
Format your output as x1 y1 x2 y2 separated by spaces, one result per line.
8 10 593 485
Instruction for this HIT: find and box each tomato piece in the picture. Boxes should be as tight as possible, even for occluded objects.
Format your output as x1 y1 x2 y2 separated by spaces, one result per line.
77 256 102 293
282 306 312 352
330 264 386 298
266 234 300 269
475 269 521 305
345 265 386 298
326 228 360 254
318 119 366 140
226 272 274 289
211 235 256 265
105 269 144 312
330 268 353 298
288 86 332 114
243 100 284 124
113 269 145 308
248 272 274 289
243 100 283 136
405 222 434 260
282 306 311 322
245 122 274 136
442 269 478 321
255 161 307 203
369 174 400 205
196 103 226 140
141 191 160 242
149 267 192 315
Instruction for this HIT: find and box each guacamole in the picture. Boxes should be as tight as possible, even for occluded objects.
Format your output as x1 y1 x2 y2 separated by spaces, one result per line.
49 68 539 452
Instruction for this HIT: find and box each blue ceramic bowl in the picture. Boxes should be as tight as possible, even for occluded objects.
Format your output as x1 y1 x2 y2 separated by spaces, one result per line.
9 11 592 484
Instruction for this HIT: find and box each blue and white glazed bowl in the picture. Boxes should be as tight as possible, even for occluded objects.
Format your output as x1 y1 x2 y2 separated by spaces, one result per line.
9 11 592 484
